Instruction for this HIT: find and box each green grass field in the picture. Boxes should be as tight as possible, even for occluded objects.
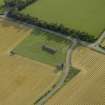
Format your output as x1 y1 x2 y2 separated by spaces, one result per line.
0 0 4 14
22 0 105 37
13 29 70 66
0 0 3 4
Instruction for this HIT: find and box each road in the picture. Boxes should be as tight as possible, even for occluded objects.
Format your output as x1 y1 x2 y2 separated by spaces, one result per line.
88 31 105 54
90 31 105 47
33 31 105 105
0 16 78 104
34 40 77 105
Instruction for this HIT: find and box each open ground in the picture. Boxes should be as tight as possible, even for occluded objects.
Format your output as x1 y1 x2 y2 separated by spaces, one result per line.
13 28 70 66
46 46 105 105
22 0 105 37
0 18 59 105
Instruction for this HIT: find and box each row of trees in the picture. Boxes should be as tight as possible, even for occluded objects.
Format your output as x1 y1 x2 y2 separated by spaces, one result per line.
7 9 96 42
4 0 97 43
7 10 96 42
4 0 38 10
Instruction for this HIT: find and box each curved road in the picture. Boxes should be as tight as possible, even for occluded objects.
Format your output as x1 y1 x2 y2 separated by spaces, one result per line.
34 31 105 105
34 39 77 105
0 15 78 105
88 31 105 54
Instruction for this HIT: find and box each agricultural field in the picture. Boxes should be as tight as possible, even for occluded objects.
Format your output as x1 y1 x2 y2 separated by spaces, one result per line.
0 18 59 105
46 46 105 105
1 0 105 104
0 0 4 13
13 29 70 66
22 0 105 37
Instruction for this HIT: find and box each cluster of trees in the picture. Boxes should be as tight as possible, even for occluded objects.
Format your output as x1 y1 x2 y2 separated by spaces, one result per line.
4 0 37 10
7 9 96 42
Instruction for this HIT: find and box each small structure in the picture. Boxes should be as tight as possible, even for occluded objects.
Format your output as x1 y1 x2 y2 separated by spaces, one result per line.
42 44 57 54
10 51 15 56
56 63 64 70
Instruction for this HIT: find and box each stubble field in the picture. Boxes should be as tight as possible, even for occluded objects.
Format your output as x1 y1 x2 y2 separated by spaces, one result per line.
0 18 58 105
46 46 105 105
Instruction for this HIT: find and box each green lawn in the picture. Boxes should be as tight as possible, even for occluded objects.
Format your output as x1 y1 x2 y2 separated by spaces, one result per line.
22 0 105 37
64 67 80 83
13 29 70 66
0 0 3 4
0 0 4 14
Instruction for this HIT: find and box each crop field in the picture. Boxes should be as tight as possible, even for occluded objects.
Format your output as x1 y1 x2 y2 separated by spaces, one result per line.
13 29 70 66
0 18 58 105
22 0 105 37
46 47 105 105
0 0 3 4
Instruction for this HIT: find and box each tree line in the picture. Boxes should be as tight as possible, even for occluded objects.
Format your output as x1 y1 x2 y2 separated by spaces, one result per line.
5 0 96 43
4 0 38 10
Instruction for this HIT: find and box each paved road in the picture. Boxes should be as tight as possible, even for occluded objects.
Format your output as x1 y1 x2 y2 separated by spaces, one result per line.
90 31 105 47
33 31 105 105
34 40 77 105
0 15 77 105
88 31 105 54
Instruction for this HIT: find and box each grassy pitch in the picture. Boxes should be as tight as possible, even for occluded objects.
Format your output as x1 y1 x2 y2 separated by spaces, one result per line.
0 0 4 13
22 0 105 37
13 29 70 66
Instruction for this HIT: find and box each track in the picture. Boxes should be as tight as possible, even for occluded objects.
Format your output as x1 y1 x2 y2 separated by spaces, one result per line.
34 40 77 105
88 31 105 54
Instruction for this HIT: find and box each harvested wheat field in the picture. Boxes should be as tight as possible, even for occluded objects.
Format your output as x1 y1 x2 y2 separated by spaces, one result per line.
0 18 58 105
0 18 32 53
46 46 105 105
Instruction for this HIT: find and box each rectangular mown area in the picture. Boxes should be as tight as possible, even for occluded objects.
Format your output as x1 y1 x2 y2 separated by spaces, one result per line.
13 29 70 66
